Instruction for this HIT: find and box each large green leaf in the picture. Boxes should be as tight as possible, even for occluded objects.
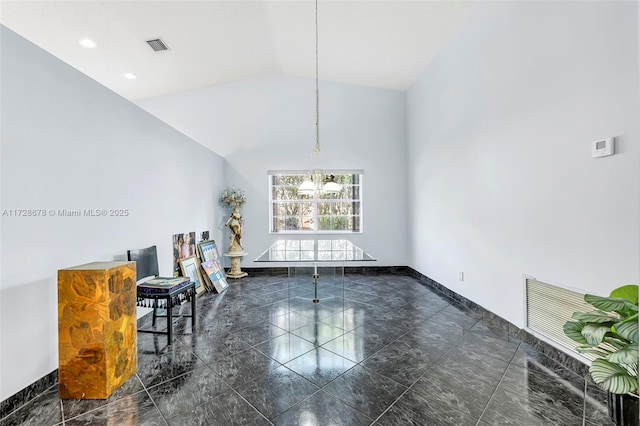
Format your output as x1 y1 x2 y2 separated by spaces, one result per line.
581 323 611 346
607 345 640 365
603 337 629 350
612 315 639 343
584 294 637 316
571 310 619 324
610 285 639 305
590 359 638 394
563 321 588 344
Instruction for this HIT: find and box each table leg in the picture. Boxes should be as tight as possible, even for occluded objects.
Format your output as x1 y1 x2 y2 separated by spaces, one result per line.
167 297 173 345
191 291 197 331
313 273 320 303
152 299 157 326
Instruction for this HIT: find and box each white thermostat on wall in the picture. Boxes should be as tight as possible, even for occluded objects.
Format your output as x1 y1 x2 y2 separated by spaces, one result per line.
592 137 615 158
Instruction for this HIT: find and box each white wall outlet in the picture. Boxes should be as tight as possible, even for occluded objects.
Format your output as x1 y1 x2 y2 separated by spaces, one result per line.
459 272 464 281
592 137 614 158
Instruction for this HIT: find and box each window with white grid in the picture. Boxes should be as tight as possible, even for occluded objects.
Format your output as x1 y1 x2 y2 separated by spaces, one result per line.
268 171 363 234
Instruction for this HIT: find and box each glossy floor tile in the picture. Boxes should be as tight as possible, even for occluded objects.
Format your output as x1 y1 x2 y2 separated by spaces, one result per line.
1 273 614 426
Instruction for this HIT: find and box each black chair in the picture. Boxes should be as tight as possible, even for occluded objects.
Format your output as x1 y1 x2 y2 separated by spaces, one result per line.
127 245 196 345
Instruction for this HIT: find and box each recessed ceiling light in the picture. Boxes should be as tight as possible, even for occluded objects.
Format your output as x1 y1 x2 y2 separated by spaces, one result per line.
124 73 137 80
78 38 96 48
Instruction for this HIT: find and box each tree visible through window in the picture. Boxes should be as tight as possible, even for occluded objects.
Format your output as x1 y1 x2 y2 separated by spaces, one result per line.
269 171 362 233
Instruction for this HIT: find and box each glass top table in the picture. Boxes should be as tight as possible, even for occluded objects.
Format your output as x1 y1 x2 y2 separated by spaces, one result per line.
255 239 375 304
255 239 376 263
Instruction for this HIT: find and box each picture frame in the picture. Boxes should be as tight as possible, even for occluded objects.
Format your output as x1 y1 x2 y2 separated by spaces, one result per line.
197 240 221 263
197 240 228 293
179 255 206 296
173 232 196 277
201 259 229 293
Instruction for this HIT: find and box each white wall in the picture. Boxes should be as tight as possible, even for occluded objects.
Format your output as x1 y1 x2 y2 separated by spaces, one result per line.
0 26 225 400
406 1 640 327
138 75 409 267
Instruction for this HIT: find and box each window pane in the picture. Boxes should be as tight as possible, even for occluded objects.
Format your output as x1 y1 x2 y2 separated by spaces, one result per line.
317 191 334 201
316 201 360 216
332 201 356 215
316 202 331 215
317 215 332 230
283 216 300 230
316 215 351 231
273 201 313 217
329 186 359 200
272 185 301 201
335 174 356 185
316 184 360 200
272 175 305 186
348 186 360 199
332 217 349 230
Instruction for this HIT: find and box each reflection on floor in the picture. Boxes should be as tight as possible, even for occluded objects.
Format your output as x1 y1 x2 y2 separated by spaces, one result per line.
1 273 615 425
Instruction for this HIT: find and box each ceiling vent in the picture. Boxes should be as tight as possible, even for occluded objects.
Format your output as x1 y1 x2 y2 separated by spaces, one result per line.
145 38 169 52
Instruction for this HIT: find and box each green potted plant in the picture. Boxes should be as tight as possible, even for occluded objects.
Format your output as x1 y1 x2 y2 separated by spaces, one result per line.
563 284 638 426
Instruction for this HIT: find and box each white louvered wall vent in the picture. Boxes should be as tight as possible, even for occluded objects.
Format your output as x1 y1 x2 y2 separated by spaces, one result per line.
525 276 597 362
145 38 169 52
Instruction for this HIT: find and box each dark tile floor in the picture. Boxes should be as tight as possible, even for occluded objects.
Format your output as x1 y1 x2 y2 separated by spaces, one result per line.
1 273 615 425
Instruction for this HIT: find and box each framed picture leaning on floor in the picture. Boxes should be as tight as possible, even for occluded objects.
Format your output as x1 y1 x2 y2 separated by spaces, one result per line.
197 240 228 293
201 259 229 293
179 255 206 296
197 240 221 263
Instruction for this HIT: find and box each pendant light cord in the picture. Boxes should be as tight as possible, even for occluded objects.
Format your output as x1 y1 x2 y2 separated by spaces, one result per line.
314 0 320 154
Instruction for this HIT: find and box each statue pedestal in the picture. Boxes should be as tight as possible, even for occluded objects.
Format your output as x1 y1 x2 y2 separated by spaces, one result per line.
224 251 248 279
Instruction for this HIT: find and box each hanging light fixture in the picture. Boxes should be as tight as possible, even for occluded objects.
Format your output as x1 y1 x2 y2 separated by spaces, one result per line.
323 174 340 193
299 0 340 196
298 178 316 195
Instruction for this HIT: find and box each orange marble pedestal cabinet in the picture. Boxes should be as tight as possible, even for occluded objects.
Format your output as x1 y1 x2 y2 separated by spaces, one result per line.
58 261 137 399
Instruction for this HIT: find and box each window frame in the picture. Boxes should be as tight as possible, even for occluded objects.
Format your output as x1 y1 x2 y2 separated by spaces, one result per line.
268 170 363 234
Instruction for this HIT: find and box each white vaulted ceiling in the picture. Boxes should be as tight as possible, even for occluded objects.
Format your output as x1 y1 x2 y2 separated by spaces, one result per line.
1 1 475 100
